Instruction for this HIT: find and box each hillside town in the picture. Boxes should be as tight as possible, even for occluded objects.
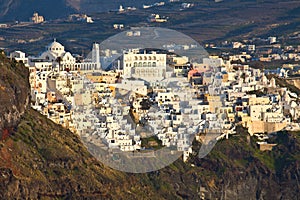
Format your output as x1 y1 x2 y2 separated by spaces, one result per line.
9 32 300 162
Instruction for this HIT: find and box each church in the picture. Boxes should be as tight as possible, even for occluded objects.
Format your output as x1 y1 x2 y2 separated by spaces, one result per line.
39 39 76 67
29 39 101 72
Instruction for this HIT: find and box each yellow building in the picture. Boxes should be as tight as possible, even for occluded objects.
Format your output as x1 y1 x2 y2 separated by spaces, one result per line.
222 73 228 82
31 12 44 24
247 121 287 136
207 95 223 113
86 73 103 83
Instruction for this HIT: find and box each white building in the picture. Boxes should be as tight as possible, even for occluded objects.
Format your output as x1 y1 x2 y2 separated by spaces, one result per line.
113 24 124 29
10 51 29 66
203 56 224 68
39 39 75 68
30 39 101 71
247 45 256 51
123 50 167 81
114 79 148 96
268 37 277 44
86 16 94 23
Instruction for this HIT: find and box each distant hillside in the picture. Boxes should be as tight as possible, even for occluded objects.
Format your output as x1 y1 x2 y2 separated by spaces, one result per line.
78 0 159 13
0 0 76 21
1 0 300 23
0 0 161 22
1 0 300 54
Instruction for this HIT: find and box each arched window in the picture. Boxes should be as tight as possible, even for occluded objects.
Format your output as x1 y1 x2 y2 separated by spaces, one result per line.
138 62 142 67
152 62 156 67
134 62 137 67
143 62 147 67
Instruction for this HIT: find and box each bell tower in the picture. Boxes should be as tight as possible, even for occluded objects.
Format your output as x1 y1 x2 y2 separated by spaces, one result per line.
92 43 101 70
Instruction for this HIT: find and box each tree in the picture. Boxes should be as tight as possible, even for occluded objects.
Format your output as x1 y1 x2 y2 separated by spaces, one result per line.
55 56 62 71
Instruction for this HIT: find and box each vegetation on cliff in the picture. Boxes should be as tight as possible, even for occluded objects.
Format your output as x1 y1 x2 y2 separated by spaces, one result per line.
1 108 300 199
0 51 30 139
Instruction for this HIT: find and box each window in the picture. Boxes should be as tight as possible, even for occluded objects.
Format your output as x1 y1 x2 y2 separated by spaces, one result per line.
152 62 156 67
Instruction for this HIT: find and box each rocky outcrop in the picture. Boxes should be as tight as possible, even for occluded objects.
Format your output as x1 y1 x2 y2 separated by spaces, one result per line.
0 51 30 140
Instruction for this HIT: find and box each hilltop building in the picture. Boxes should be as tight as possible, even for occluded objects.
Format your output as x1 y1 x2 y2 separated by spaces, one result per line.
31 12 44 24
10 50 29 66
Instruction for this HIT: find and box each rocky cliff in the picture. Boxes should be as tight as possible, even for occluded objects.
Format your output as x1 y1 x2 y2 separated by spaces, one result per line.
0 53 299 199
0 51 30 140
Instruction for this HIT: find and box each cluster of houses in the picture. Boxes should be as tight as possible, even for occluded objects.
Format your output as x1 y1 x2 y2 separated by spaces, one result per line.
203 36 300 83
68 14 94 23
9 37 300 161
207 36 300 65
115 5 137 13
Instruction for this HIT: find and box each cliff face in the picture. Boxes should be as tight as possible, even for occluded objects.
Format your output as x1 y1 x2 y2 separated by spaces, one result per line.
0 51 30 140
0 109 162 199
0 54 300 199
189 129 300 199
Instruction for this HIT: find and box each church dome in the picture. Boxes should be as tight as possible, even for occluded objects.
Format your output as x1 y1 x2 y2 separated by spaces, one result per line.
47 39 65 54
